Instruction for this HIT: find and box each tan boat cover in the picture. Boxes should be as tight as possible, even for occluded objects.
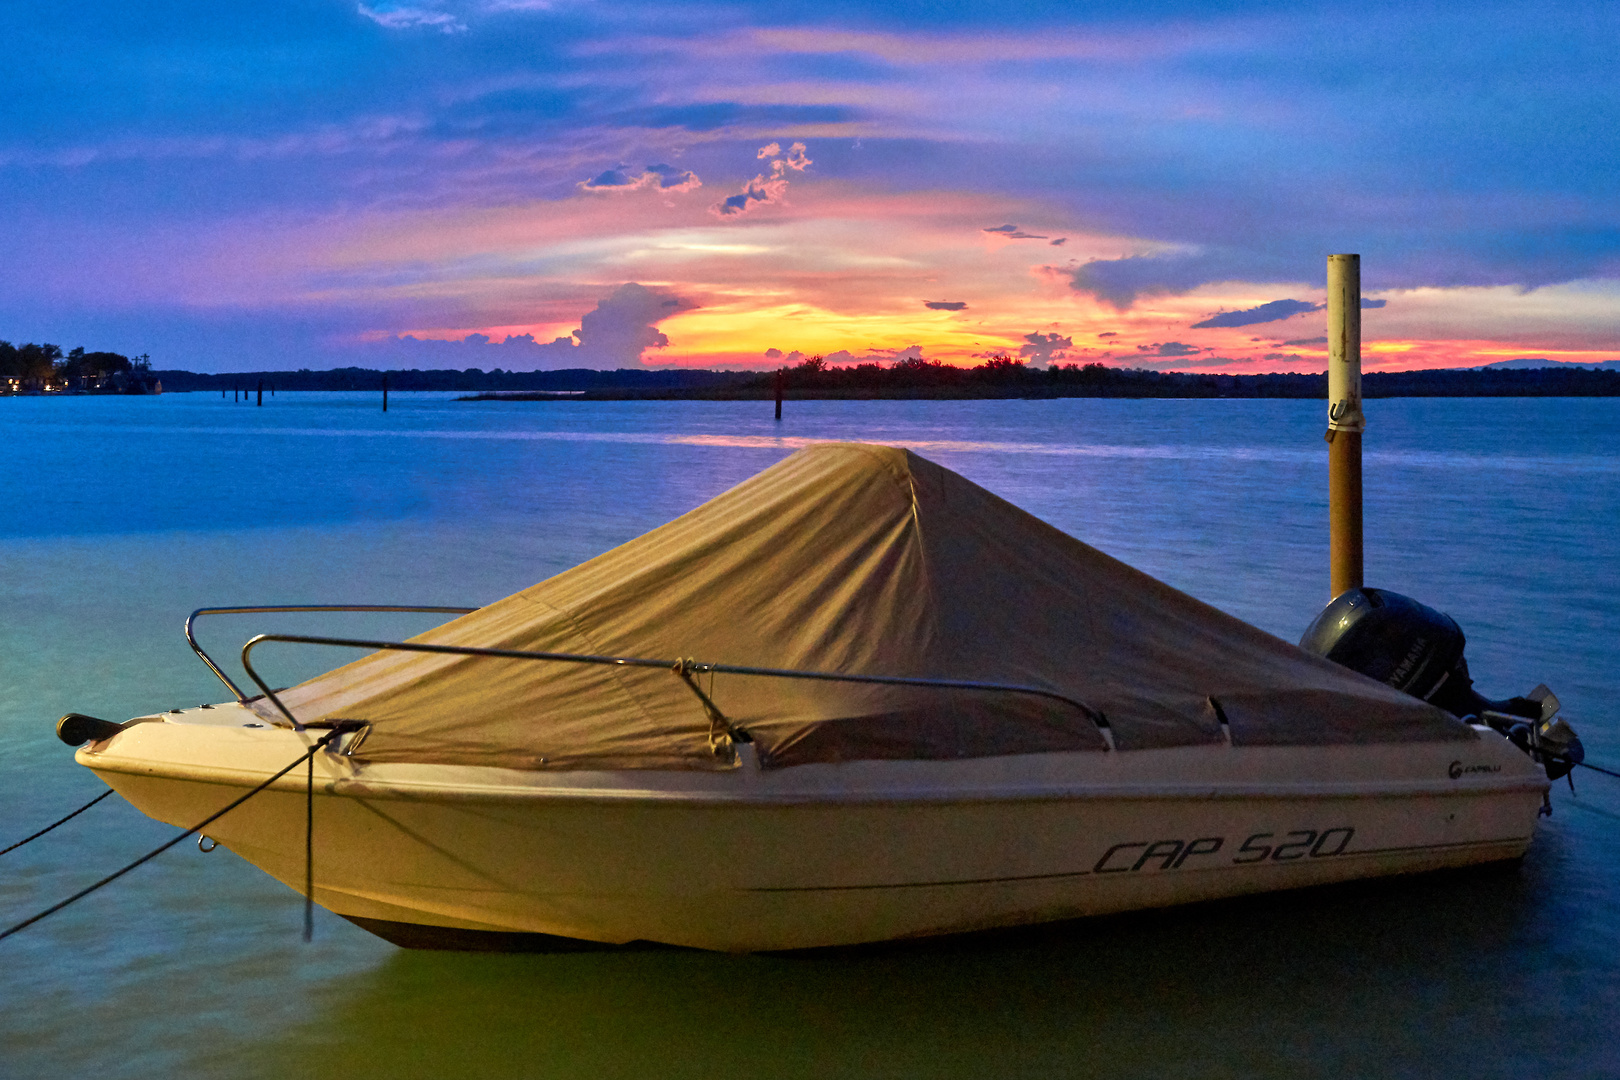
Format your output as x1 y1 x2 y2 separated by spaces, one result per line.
266 443 1472 770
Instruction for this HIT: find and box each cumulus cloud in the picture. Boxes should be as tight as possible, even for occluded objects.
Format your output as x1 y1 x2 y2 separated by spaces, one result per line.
983 223 1048 239
1137 354 1248 370
384 283 692 370
712 141 811 217
1191 298 1323 329
579 162 700 193
764 346 927 366
818 344 923 366
1135 341 1203 357
646 163 701 191
925 300 967 310
1019 331 1073 366
357 3 466 33
573 282 691 362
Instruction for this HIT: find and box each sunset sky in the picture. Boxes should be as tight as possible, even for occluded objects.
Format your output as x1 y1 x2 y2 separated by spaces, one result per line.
3 1 1617 373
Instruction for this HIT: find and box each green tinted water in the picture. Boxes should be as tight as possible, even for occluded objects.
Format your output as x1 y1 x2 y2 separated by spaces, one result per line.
2 393 1616 1078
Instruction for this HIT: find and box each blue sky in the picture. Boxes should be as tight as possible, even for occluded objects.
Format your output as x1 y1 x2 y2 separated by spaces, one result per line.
2 0 1616 371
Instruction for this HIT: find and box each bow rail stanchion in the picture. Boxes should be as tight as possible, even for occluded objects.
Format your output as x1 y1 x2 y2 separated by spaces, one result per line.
186 606 478 701
236 632 1115 748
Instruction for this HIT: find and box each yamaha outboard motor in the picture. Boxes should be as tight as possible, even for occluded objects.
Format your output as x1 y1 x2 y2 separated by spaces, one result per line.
1301 587 1583 780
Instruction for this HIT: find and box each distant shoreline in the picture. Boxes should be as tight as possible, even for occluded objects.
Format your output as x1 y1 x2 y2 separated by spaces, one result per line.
24 364 1620 400
429 365 1620 401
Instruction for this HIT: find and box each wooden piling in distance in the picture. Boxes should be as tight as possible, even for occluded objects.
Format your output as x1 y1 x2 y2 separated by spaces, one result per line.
1326 254 1364 599
383 373 389 413
774 369 784 421
257 380 263 407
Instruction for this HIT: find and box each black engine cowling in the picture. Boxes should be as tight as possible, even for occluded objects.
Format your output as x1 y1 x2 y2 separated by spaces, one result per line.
1300 588 1582 782
1298 587 1539 723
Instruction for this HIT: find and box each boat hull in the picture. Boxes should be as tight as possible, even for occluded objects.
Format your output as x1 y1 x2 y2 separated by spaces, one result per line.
79 709 1547 952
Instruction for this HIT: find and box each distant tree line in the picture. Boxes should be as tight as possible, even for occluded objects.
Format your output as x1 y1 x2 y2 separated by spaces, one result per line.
550 354 1620 400
0 341 156 393
154 366 749 393
12 350 1617 400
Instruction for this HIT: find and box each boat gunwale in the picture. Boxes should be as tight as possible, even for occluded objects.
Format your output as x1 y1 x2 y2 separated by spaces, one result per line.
80 753 1550 806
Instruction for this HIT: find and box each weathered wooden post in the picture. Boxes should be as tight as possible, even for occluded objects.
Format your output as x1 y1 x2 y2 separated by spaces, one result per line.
774 368 784 421
257 379 263 407
1326 254 1364 599
382 373 389 413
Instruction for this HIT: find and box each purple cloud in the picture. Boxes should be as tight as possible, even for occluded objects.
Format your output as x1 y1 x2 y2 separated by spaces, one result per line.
1019 331 1073 366
580 163 700 193
925 300 967 310
1067 251 1298 309
573 282 692 362
713 141 810 217
356 4 466 33
1192 298 1323 329
983 224 1048 239
385 283 692 370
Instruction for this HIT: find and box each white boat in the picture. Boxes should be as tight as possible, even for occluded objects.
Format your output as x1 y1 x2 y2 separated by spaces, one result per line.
62 443 1573 952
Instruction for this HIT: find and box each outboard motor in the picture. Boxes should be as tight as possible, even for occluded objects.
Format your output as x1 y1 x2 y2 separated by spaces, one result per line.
1301 587 1582 780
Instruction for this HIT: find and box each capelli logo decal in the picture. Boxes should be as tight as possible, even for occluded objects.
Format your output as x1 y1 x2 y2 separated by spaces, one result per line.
1449 760 1503 779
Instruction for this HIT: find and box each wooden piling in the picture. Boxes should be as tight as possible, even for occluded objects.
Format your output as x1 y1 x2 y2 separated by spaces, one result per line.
383 373 389 413
1326 254 1364 599
257 380 263 407
774 369 784 421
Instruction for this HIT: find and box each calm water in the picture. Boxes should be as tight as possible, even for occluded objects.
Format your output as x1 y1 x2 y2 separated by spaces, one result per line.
1 391 1617 1079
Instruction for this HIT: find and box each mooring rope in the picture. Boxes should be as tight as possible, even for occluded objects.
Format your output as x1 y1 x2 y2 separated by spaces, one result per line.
0 790 115 857
304 745 316 942
1575 760 1620 781
0 730 341 944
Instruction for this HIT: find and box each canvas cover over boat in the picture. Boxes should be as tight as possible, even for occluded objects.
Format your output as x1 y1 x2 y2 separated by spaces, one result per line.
265 443 1472 770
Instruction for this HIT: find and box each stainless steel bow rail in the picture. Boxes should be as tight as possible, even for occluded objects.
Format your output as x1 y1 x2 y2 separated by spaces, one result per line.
1 609 1112 944
187 606 479 701
237 633 1117 749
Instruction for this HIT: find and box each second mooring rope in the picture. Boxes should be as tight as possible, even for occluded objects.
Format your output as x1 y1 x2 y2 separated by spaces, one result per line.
0 790 115 857
0 730 341 944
